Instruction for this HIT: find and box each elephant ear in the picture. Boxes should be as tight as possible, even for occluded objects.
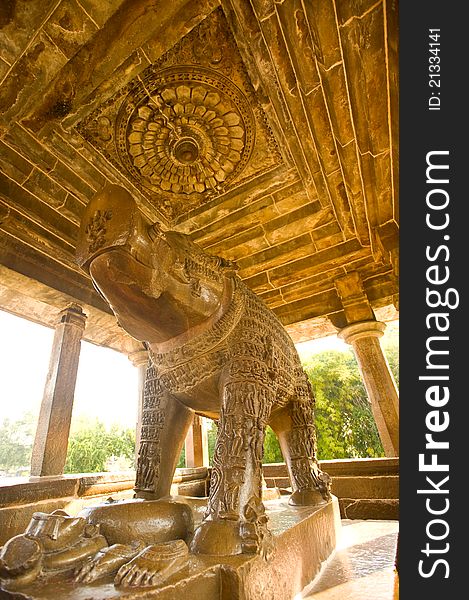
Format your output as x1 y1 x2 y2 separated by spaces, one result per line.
163 231 239 277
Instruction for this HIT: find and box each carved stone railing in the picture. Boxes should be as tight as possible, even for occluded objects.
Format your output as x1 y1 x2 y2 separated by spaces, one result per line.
264 457 399 520
0 459 398 545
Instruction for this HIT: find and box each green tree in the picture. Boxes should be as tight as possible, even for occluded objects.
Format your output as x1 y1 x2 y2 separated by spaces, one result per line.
0 413 35 474
263 426 283 463
207 420 218 464
303 350 384 459
65 418 135 474
177 445 186 468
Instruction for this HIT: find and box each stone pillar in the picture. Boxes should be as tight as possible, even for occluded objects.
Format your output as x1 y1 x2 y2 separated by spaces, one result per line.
30 304 87 476
185 415 209 467
128 347 149 462
339 320 399 457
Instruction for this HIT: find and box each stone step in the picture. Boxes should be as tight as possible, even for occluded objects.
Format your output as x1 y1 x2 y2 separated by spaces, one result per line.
263 457 399 479
264 476 291 489
264 475 399 500
339 498 399 520
263 462 399 520
331 475 399 499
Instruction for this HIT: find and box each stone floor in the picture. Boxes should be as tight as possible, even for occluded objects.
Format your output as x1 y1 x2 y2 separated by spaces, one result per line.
301 519 399 599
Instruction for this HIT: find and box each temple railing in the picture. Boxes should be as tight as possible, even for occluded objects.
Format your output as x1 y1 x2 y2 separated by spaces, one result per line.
0 458 398 544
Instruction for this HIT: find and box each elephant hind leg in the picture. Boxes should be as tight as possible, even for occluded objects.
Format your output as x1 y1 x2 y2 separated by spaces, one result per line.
269 399 331 507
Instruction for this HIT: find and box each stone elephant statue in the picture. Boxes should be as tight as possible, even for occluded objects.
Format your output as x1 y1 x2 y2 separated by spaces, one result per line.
76 184 331 557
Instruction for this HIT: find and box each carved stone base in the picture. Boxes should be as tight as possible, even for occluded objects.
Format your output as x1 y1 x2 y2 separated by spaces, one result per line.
0 497 341 600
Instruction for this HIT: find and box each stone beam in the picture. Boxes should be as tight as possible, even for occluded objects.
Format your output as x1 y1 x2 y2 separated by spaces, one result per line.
11 0 220 132
285 303 398 345
0 264 142 354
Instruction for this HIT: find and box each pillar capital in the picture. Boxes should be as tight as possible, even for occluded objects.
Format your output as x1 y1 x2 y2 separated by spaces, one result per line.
128 347 150 368
338 320 385 345
57 303 87 329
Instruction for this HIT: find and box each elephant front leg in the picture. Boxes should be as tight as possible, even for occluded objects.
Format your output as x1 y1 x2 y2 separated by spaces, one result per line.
135 364 193 500
190 379 273 557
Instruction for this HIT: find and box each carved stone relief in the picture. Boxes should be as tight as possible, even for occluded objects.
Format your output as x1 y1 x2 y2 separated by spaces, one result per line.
0 183 333 596
116 66 255 196
134 365 166 494
77 8 283 223
77 185 332 557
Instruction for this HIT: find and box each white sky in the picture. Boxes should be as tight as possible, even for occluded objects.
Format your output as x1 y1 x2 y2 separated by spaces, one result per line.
0 309 352 428
295 334 348 358
0 309 138 428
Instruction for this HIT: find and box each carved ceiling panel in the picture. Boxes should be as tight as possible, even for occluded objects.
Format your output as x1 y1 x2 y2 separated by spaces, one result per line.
77 8 282 223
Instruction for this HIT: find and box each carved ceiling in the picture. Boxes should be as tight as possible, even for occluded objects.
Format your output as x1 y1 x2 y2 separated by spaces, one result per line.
0 0 398 352
77 9 282 222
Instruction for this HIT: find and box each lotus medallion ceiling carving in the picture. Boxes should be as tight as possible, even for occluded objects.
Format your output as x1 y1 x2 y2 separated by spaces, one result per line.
77 8 282 223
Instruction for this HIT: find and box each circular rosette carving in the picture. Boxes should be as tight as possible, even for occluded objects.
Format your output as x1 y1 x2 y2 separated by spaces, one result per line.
117 68 254 197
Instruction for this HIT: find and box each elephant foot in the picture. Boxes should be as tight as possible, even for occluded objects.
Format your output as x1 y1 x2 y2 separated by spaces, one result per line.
189 520 273 558
114 540 188 588
288 488 329 507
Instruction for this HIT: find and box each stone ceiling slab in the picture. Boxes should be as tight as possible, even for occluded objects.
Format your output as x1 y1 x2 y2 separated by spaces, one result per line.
0 0 399 349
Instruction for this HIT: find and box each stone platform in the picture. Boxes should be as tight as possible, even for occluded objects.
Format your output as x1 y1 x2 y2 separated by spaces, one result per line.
0 496 341 600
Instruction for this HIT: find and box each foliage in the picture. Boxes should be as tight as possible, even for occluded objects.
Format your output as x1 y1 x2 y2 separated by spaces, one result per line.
64 418 135 474
207 420 218 463
0 412 35 475
0 414 136 476
382 325 399 387
303 350 384 459
259 323 399 462
177 446 186 468
263 426 283 463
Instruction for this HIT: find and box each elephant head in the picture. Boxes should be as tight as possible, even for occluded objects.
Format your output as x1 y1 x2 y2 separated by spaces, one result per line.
76 185 236 345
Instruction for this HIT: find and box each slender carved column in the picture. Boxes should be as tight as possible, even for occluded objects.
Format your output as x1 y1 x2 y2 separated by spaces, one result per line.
128 347 150 461
185 414 209 468
339 321 399 457
30 304 87 476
